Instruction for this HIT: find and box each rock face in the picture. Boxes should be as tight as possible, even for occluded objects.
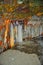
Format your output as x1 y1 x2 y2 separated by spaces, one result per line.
0 50 41 65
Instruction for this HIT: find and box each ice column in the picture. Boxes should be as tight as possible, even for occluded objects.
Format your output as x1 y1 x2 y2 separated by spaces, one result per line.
40 24 43 35
17 24 23 43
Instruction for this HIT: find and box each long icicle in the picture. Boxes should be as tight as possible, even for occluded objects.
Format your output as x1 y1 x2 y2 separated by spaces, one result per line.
10 23 14 48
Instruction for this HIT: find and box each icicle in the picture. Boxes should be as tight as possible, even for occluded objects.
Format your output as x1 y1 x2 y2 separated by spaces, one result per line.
31 25 35 38
10 23 14 48
14 25 18 42
4 26 8 48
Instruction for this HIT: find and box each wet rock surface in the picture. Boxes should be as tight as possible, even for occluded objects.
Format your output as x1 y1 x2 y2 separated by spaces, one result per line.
0 50 41 65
